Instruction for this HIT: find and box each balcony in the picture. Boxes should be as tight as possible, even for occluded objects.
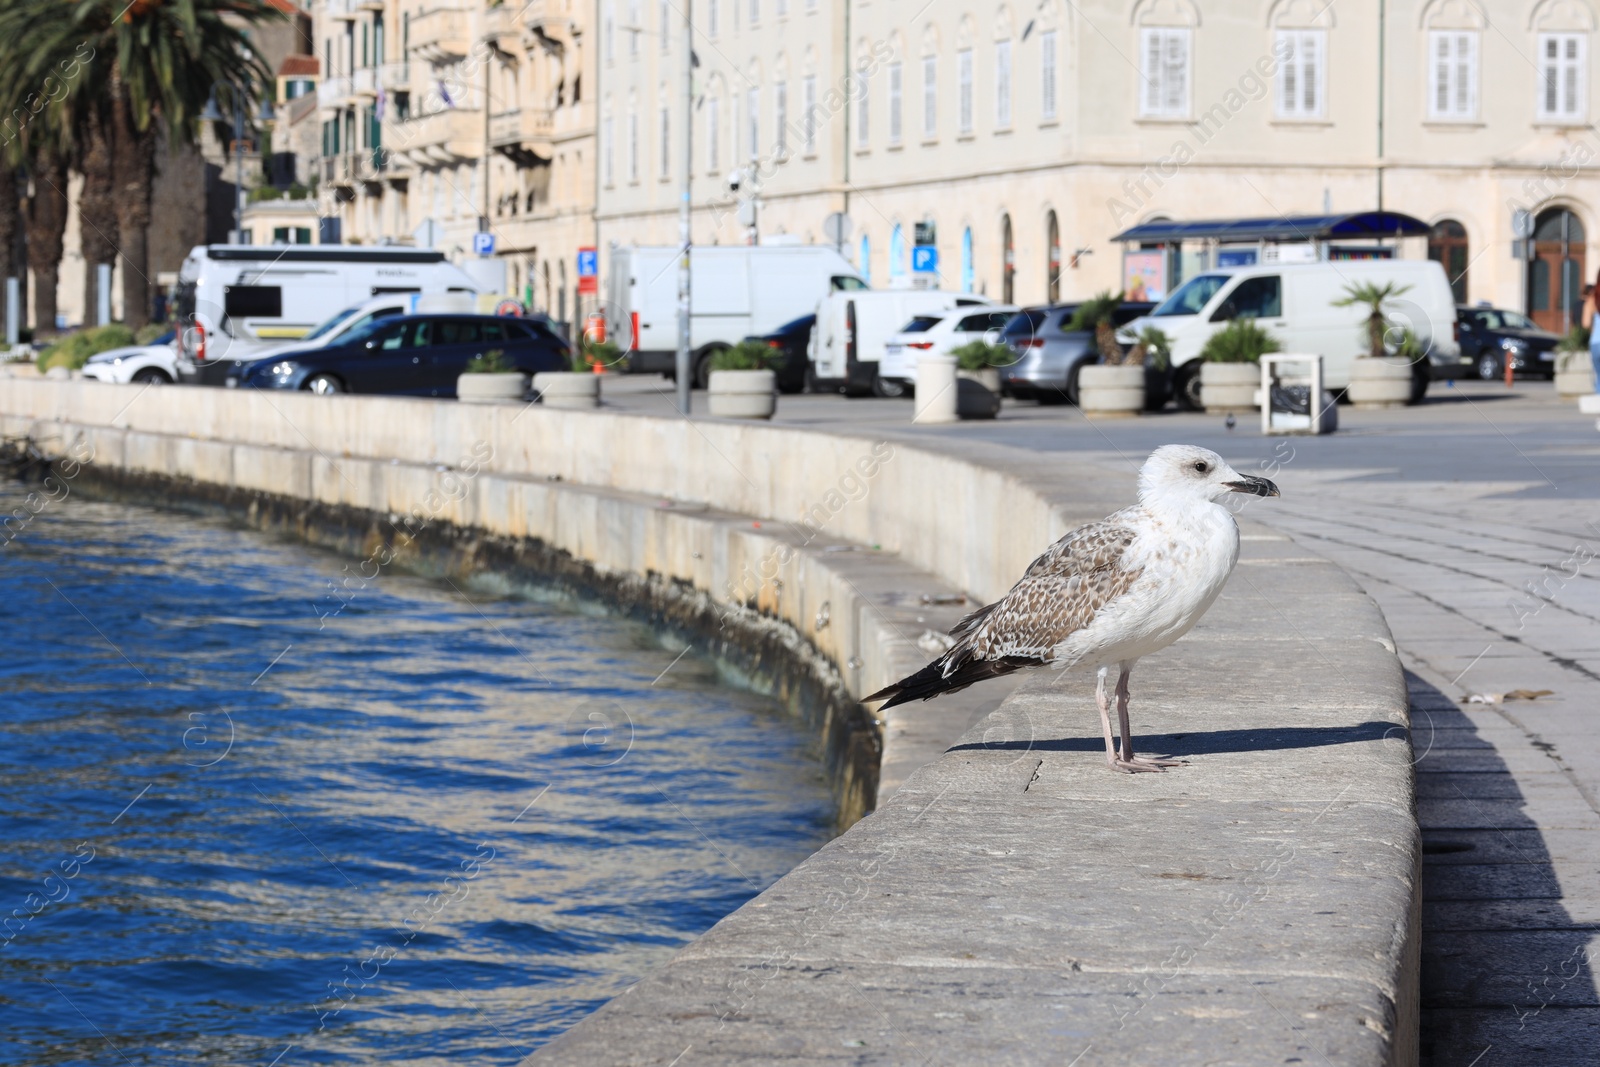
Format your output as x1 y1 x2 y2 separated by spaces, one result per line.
317 75 353 109
321 150 386 186
324 0 357 21
387 106 482 166
520 0 573 52
488 108 553 167
352 67 377 99
409 7 472 63
379 60 411 90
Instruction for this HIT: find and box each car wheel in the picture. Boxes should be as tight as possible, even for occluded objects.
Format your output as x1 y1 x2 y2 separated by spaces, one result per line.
306 374 344 395
131 367 171 385
1408 361 1430 405
1035 387 1070 405
1477 353 1502 381
1174 363 1204 411
871 374 908 398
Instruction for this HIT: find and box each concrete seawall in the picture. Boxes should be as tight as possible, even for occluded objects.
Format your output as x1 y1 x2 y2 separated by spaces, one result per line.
0 378 1420 1064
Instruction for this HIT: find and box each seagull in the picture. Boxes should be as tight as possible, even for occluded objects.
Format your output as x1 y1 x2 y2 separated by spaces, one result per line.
865 445 1279 773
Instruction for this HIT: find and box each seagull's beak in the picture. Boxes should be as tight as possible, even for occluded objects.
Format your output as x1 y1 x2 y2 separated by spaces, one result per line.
1224 475 1280 498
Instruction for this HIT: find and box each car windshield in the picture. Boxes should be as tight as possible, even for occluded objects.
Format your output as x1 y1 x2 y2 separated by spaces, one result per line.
900 315 943 334
301 305 364 341
1475 308 1538 330
1002 309 1048 336
831 275 870 291
1151 274 1229 317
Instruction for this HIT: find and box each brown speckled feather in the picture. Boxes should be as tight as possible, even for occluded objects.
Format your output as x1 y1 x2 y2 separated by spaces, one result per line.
953 510 1143 668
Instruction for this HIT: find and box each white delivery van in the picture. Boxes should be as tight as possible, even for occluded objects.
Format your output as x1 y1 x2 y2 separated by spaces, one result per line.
1118 258 1460 409
173 245 484 384
605 244 866 386
811 290 993 396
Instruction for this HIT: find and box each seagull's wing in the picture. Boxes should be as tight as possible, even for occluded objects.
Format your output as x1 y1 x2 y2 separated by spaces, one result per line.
867 513 1145 708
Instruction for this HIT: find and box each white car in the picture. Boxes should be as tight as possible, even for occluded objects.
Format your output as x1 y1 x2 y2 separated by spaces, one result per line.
81 331 179 384
879 305 1019 389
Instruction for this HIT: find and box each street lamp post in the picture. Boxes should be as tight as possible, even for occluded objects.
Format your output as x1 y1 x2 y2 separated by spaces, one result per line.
674 1 693 415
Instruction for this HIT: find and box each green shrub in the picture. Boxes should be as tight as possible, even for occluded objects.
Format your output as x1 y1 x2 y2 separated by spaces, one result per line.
1067 290 1128 364
577 338 620 372
1200 319 1280 363
950 340 1014 370
134 323 171 345
709 339 779 371
1556 324 1590 352
464 348 516 373
36 324 137 372
1332 281 1412 359
1127 326 1172 371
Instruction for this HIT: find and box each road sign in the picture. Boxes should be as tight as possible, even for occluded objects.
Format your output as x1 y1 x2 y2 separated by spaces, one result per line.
1512 209 1535 240
912 245 939 273
914 220 937 246
472 231 496 256
577 247 598 295
411 218 441 249
823 212 853 245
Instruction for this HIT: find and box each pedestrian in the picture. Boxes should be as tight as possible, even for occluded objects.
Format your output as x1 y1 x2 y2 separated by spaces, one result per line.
1584 272 1600 390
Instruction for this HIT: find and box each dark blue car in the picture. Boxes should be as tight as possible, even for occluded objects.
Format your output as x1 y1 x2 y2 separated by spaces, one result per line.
234 314 570 396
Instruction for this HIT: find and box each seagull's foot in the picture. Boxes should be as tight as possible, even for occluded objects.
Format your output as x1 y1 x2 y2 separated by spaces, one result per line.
1110 751 1189 773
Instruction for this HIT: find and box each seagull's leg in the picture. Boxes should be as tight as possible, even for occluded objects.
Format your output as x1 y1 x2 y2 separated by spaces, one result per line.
1096 667 1123 771
1113 664 1187 772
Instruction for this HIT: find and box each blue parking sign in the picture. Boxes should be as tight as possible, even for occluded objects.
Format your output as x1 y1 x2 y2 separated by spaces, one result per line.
912 245 939 273
577 248 598 278
473 231 496 256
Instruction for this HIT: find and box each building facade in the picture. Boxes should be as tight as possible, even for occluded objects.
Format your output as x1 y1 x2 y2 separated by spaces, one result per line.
596 0 1600 332
310 0 597 324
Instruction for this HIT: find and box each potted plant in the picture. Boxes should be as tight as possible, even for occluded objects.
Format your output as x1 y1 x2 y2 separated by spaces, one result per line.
534 339 608 409
1079 318 1166 417
1130 325 1173 411
457 348 528 403
707 340 778 419
1198 319 1279 413
1335 281 1416 408
1555 326 1595 397
949 339 1010 393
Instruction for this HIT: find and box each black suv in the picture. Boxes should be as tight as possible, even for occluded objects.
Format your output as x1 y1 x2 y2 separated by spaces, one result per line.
1456 305 1560 380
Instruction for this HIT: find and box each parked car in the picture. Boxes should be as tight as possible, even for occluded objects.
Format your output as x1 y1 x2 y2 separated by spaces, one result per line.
878 305 1020 392
1454 305 1560 380
606 244 866 386
811 289 993 396
233 314 569 397
80 330 178 385
999 301 1155 404
742 314 815 395
1117 259 1459 409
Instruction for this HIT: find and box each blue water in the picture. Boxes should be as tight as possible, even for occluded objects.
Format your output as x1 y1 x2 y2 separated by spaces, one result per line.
0 487 833 1065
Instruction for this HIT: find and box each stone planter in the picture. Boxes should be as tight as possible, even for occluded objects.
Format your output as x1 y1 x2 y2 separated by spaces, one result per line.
1200 362 1259 414
532 371 601 409
1077 364 1145 417
707 369 776 419
1346 357 1412 409
1555 356 1596 398
957 367 1002 393
458 371 528 403
956 378 1001 420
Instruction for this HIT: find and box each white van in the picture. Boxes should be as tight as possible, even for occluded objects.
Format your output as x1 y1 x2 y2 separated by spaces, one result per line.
173 245 483 383
811 290 993 396
1118 258 1459 409
605 244 866 386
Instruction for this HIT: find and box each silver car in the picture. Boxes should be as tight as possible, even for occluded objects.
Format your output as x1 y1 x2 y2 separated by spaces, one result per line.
999 302 1156 404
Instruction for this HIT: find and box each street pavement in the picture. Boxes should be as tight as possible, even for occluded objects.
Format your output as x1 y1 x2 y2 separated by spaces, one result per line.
602 373 1600 1065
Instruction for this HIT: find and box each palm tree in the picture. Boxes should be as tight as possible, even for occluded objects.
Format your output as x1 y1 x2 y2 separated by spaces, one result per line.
0 0 278 328
1068 290 1128 364
0 165 18 340
77 111 118 325
1333 281 1413 359
21 150 68 336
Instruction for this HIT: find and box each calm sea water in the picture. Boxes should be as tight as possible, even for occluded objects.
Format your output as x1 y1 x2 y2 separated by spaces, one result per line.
0 486 833 1065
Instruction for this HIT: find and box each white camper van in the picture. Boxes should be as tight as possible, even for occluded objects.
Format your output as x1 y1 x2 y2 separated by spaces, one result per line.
173 245 483 384
811 290 993 396
1118 258 1460 408
605 244 866 386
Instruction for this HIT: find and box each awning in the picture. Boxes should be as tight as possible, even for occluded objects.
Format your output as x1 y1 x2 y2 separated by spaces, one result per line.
1110 211 1432 245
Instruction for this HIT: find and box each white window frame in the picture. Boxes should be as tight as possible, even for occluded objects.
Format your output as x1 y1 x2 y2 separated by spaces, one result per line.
1041 29 1057 121
1427 30 1477 121
660 0 669 52
958 49 973 133
628 0 640 56
775 80 788 153
707 96 721 171
602 115 614 185
995 38 1012 127
922 54 938 139
749 0 758 26
628 106 639 181
1138 27 1190 119
747 86 759 159
603 2 615 63
707 0 718 37
1274 29 1325 119
803 74 818 153
659 104 670 178
889 62 903 144
1538 32 1587 123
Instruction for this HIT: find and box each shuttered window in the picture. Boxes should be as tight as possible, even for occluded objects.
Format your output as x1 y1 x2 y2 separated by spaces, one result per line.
1275 30 1325 118
1041 30 1058 121
1538 33 1586 122
1139 28 1190 119
995 39 1012 127
958 49 973 133
1428 31 1478 120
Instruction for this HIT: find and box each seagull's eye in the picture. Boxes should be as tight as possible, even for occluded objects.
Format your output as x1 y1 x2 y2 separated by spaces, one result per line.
1193 461 1210 474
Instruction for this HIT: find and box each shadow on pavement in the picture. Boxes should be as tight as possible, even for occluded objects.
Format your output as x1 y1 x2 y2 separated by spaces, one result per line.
949 720 1394 756
1409 670 1600 1065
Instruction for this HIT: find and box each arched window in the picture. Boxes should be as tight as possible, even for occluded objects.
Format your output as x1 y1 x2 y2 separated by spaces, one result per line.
1001 214 1015 303
859 234 871 284
961 227 974 293
889 224 906 279
1529 207 1586 332
1046 210 1061 302
1427 219 1469 303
